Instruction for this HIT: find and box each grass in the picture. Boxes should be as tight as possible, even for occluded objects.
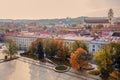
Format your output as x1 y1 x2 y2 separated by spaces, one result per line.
27 54 38 60
50 58 70 66
20 53 38 60
55 65 67 70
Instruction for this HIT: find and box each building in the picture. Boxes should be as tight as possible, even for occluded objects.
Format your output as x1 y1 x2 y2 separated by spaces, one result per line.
84 18 110 28
5 31 120 55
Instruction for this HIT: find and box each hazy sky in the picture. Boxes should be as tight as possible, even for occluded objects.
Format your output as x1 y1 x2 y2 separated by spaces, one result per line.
0 0 120 19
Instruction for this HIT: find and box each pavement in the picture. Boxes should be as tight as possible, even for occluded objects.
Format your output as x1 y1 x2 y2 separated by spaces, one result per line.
0 50 101 80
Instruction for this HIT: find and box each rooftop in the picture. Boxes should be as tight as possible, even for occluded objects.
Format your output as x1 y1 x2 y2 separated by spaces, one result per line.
84 18 109 23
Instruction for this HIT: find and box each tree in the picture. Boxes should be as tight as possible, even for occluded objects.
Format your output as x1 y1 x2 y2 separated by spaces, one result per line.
55 41 69 59
44 38 69 59
3 39 18 59
86 25 92 29
108 9 114 25
94 42 120 80
43 26 47 30
70 48 89 70
44 38 57 57
95 24 104 29
29 38 43 54
36 42 44 60
108 42 120 72
70 40 88 53
61 28 69 34
94 47 112 80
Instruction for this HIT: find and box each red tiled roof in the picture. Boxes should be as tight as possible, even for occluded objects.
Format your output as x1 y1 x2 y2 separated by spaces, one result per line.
109 25 120 28
84 19 109 23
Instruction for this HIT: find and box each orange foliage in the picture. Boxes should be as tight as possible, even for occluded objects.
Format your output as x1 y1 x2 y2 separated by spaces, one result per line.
55 40 69 58
70 48 88 70
70 53 80 69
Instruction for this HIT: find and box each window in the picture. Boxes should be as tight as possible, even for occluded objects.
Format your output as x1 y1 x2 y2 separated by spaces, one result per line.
92 45 95 48
92 49 95 52
67 42 69 44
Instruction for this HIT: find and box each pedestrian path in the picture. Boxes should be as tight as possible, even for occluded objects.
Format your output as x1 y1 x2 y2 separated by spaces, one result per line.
0 51 5 63
18 56 101 80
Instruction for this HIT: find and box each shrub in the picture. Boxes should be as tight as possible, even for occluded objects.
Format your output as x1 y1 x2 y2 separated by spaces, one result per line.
110 71 120 79
88 70 100 75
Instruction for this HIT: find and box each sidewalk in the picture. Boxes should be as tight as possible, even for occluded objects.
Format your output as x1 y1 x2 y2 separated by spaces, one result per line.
18 56 56 68
68 68 101 80
18 56 101 80
0 51 5 63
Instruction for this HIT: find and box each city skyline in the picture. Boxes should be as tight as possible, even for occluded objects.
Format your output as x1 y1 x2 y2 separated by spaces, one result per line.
0 0 120 19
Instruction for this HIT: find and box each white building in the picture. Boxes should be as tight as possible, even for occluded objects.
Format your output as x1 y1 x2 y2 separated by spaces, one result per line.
89 40 107 54
62 36 108 55
5 33 109 55
5 35 36 50
13 36 36 50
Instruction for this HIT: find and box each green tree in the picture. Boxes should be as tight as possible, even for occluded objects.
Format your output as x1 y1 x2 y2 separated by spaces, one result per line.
36 42 44 60
94 42 120 80
95 24 104 29
3 39 18 59
70 40 88 53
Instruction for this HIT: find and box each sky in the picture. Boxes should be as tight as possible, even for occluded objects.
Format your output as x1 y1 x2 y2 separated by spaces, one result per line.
0 0 120 19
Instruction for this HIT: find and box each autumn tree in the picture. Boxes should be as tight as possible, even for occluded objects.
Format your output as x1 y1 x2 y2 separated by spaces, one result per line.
70 40 88 53
29 38 43 54
94 42 120 80
44 38 69 59
44 38 57 57
55 41 69 59
3 39 18 59
95 24 104 29
61 28 69 34
70 48 89 70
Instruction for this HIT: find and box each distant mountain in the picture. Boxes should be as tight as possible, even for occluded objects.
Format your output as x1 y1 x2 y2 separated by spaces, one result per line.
0 17 119 25
0 17 87 25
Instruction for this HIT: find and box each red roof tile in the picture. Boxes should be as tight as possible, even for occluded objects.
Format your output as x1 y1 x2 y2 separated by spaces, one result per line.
84 19 109 23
